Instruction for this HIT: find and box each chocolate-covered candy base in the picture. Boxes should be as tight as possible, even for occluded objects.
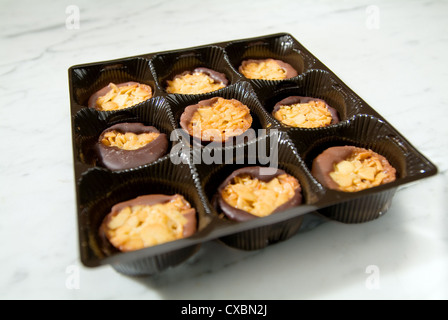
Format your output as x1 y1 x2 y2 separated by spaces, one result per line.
99 194 197 253
273 96 340 126
311 146 396 191
96 122 168 170
179 97 252 143
239 58 298 80
88 81 152 110
169 67 228 86
216 166 302 222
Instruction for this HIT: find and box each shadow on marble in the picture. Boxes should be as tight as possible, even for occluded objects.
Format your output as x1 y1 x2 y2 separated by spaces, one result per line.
125 206 419 299
97 173 445 299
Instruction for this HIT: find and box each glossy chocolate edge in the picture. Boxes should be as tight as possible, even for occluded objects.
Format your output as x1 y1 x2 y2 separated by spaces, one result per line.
272 96 340 126
216 166 303 222
311 146 397 191
238 58 299 79
87 81 152 110
169 67 229 86
96 122 168 171
179 97 253 142
99 194 197 253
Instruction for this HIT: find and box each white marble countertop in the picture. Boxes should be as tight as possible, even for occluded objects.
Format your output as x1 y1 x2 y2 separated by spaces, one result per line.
1 0 447 300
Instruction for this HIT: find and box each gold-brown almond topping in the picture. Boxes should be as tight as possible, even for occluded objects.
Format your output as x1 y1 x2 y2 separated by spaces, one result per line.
96 83 152 111
329 150 396 192
166 72 226 94
189 98 252 141
101 130 160 150
240 59 287 80
273 101 333 128
104 195 193 251
221 174 300 217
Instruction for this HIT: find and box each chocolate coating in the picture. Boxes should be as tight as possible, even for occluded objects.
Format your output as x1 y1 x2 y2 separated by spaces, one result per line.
170 67 229 86
273 96 340 126
99 194 197 252
96 122 168 171
87 81 151 110
216 166 303 222
239 58 298 79
311 146 357 190
311 146 396 191
179 97 252 142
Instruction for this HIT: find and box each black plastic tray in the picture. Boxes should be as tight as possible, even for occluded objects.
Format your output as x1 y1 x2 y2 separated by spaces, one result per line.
68 33 437 276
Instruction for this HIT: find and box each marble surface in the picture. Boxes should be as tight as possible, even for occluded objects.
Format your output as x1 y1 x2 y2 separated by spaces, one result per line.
1 0 447 300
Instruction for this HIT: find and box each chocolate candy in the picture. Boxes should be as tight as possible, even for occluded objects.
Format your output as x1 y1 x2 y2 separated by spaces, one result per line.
239 58 298 80
99 194 197 252
166 67 228 94
179 97 252 142
272 96 340 128
216 166 302 222
88 81 152 111
311 146 396 192
96 122 168 170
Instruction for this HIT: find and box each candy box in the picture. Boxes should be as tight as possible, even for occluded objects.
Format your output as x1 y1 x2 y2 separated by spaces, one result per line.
69 33 437 276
